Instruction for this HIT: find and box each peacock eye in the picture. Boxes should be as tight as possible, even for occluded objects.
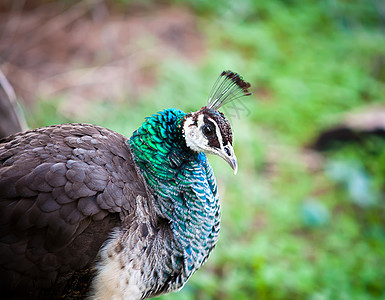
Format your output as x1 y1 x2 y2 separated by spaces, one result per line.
202 124 215 137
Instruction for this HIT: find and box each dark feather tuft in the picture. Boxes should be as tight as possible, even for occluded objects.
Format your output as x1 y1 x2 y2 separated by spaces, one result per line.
206 70 251 110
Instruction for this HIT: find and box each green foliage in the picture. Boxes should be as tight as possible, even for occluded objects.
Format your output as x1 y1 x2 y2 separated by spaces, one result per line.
32 0 385 299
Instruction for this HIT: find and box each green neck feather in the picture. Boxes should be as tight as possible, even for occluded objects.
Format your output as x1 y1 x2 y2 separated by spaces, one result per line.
129 108 191 192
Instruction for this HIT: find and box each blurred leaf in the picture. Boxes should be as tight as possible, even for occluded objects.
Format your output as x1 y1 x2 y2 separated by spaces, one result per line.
326 159 378 207
302 198 330 227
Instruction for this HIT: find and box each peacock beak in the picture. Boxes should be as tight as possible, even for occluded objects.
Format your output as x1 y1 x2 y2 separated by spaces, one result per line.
217 144 238 175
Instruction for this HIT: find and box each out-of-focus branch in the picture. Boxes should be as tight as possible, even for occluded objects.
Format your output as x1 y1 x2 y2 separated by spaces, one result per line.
0 68 28 138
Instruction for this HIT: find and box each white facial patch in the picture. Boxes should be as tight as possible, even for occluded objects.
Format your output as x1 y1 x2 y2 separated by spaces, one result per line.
183 114 209 152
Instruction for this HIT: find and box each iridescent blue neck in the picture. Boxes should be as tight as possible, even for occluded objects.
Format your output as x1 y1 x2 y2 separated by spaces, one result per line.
129 108 221 278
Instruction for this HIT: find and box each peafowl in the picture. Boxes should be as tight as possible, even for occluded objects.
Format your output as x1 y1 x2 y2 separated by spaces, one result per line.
0 71 251 299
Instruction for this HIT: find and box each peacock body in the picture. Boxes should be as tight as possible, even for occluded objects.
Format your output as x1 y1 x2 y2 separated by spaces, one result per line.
0 71 251 299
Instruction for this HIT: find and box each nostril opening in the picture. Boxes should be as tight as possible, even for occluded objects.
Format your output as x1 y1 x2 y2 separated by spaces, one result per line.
224 147 231 156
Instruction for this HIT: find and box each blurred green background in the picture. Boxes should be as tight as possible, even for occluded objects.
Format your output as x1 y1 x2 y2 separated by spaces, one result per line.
1 0 385 299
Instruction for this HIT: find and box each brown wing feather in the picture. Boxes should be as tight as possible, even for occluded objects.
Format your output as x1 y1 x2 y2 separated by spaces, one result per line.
0 123 147 296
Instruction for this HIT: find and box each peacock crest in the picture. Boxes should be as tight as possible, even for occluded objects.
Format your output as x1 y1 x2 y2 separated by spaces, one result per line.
207 70 252 110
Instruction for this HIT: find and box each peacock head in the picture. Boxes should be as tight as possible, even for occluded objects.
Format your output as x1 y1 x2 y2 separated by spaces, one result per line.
182 71 251 175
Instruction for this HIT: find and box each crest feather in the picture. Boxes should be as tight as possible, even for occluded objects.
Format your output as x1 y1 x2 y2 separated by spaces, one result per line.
206 70 251 110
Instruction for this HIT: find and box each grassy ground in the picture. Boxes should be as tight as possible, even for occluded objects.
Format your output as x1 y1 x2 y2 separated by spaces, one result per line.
17 0 385 299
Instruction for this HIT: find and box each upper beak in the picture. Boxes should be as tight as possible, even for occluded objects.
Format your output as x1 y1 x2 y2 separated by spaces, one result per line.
217 144 238 175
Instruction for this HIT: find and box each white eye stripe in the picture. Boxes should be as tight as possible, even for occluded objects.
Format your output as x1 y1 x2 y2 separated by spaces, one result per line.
206 117 223 147
197 114 205 128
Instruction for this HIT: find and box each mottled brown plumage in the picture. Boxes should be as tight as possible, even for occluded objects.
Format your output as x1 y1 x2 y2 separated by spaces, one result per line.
0 123 147 298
